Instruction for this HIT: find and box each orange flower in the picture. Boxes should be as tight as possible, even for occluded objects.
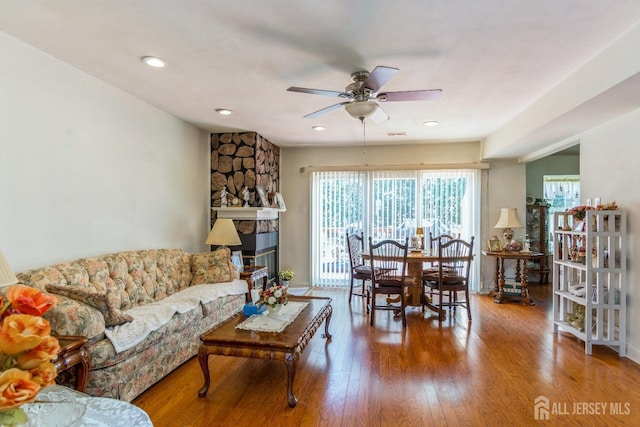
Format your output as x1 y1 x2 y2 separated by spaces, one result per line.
0 368 40 409
28 362 57 387
6 285 57 317
16 336 59 370
0 314 51 355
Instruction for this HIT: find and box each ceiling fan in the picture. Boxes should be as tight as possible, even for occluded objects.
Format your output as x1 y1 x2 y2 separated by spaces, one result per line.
287 65 442 123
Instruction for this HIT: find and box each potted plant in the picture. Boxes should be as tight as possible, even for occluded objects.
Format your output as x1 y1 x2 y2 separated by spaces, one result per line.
278 270 295 286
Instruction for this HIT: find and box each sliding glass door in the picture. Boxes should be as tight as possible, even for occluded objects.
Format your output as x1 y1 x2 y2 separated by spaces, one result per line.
311 169 480 289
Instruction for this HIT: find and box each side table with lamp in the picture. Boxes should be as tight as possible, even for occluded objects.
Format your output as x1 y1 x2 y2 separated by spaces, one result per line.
487 207 537 305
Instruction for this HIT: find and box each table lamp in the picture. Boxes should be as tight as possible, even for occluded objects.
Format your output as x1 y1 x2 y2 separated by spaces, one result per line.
0 250 19 287
494 207 523 245
206 219 241 248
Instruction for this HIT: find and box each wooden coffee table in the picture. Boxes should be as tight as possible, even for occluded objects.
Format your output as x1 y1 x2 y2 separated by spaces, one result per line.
197 295 332 408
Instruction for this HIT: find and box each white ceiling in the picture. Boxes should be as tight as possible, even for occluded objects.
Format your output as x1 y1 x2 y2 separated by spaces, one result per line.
2 1 640 158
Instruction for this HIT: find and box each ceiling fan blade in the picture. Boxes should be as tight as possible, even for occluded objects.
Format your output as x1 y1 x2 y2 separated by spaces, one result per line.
364 66 399 92
369 104 390 124
377 89 443 102
287 86 349 98
304 101 351 118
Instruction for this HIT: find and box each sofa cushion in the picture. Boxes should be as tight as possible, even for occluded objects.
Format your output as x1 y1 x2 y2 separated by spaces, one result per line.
45 284 133 326
191 248 236 285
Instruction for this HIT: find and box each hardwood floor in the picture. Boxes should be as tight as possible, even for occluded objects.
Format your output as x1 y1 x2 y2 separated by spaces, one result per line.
133 285 640 426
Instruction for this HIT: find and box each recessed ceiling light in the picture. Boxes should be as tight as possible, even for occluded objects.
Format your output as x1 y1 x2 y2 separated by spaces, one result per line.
423 120 439 127
312 126 326 131
215 109 233 115
141 56 167 68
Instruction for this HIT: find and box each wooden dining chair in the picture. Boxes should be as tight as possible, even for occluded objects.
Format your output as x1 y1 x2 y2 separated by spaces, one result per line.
367 237 409 327
423 232 459 275
422 236 474 321
346 231 371 305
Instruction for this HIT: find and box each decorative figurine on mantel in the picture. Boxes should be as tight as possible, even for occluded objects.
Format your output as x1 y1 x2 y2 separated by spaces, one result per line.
220 186 228 208
242 186 250 207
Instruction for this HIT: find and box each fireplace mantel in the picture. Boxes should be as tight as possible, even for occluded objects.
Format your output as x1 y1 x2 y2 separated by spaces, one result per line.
212 207 285 220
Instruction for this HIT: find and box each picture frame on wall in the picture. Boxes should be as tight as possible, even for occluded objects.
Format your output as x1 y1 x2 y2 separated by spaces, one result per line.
231 250 244 273
256 186 269 207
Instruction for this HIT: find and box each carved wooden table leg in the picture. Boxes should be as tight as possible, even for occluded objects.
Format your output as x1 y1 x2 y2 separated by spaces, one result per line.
197 345 211 398
284 353 300 408
521 264 535 306
495 257 506 303
322 306 333 339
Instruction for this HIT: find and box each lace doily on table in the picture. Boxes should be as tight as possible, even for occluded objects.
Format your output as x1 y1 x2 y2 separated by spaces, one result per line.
236 301 309 333
24 385 153 427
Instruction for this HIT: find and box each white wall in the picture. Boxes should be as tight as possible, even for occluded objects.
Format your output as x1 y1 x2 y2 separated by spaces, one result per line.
0 33 210 272
579 107 640 362
482 160 527 292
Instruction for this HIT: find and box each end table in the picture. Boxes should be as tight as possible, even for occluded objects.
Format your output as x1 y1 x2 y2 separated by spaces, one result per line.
240 265 269 293
54 335 90 392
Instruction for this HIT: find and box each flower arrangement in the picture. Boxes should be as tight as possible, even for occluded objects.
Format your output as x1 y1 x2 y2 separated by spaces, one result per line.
278 270 295 282
257 284 289 309
0 285 59 424
567 205 592 220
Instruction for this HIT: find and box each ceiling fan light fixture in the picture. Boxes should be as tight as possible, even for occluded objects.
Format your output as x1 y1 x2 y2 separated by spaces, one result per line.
345 101 379 120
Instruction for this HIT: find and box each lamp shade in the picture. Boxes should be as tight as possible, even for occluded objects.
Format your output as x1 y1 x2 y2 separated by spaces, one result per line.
494 208 523 229
206 219 241 246
0 250 18 288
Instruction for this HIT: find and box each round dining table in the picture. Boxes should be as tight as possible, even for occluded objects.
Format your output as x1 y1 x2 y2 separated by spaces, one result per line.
363 248 444 315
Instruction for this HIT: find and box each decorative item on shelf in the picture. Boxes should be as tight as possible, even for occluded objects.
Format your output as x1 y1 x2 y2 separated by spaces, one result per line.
275 192 287 211
0 275 59 426
256 283 289 315
278 270 295 287
504 240 523 253
568 236 586 264
267 192 278 208
488 236 502 252
242 187 250 208
565 304 586 332
494 207 524 249
595 201 618 211
205 219 241 249
567 205 592 221
255 186 269 207
220 186 228 208
594 201 620 231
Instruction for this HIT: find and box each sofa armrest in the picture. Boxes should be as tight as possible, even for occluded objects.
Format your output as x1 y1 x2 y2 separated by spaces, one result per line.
45 294 106 340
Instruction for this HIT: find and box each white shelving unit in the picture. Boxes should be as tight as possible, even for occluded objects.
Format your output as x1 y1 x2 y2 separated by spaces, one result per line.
552 210 626 356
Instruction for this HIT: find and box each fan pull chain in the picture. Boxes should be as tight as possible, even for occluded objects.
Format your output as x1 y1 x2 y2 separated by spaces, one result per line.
361 117 367 155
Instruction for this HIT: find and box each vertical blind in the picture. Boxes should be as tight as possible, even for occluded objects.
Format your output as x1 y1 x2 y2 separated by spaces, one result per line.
311 169 480 290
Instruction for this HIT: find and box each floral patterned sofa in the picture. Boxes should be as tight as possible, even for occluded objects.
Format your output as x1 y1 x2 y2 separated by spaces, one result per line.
13 248 247 402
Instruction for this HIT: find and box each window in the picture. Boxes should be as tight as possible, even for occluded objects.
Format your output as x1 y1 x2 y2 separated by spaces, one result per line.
311 169 480 290
544 175 580 251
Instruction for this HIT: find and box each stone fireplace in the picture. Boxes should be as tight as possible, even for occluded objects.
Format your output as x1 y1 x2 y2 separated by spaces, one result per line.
210 132 280 283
